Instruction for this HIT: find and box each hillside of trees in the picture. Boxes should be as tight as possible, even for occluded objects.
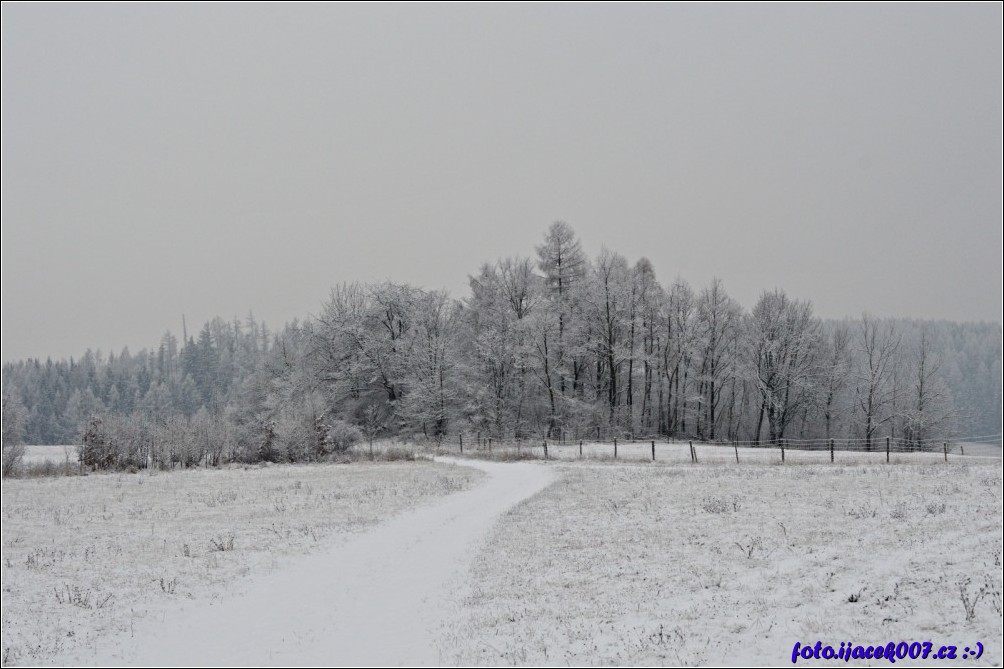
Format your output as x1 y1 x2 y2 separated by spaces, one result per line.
2 223 1000 467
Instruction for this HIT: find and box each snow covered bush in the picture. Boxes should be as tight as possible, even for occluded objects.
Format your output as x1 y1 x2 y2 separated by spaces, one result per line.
2 393 27 477
326 419 363 452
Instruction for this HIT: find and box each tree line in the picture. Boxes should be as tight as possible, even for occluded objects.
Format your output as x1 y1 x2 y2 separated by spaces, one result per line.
2 223 1000 468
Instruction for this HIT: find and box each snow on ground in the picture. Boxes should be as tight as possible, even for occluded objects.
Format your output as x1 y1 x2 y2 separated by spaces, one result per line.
957 442 1003 459
3 458 554 667
1 460 485 666
18 446 76 466
5 453 1001 667
439 460 1003 666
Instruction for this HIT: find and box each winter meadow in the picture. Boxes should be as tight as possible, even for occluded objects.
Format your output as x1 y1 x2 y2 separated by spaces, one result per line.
2 222 1001 666
2 4 1001 668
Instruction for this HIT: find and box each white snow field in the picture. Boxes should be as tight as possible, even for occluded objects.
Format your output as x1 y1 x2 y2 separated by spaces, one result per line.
18 445 76 466
0 459 491 666
3 458 553 667
439 460 1003 666
4 455 1001 667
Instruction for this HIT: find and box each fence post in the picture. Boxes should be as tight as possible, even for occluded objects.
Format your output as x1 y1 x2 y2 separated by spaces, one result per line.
579 439 583 459
459 434 463 454
614 437 618 459
689 440 694 463
651 440 656 461
692 441 698 464
734 441 739 464
780 439 785 464
543 440 548 460
830 438 834 463
886 436 890 463
488 437 492 453
943 441 948 462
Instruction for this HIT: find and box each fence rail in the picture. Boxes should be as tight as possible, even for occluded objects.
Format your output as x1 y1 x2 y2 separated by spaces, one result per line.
422 433 1002 465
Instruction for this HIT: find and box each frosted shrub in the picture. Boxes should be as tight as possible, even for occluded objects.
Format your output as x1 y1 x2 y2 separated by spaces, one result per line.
702 496 727 514
1 442 25 478
702 495 743 514
326 420 363 452
2 393 26 477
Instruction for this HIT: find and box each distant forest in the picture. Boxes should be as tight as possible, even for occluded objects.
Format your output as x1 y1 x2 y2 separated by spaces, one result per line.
2 223 1000 466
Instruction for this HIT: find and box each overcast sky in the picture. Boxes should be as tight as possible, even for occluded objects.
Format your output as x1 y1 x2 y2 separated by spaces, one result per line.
2 3 1001 362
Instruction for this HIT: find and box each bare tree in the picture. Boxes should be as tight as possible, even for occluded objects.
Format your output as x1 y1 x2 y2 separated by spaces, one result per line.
400 290 463 438
583 248 633 432
854 314 902 450
819 325 852 440
663 278 696 436
312 281 418 428
694 278 742 440
746 290 822 445
902 325 956 448
464 261 534 438
536 221 588 399
633 258 664 435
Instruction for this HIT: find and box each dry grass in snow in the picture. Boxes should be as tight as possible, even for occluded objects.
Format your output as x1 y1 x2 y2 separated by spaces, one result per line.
440 461 1002 666
1 460 482 666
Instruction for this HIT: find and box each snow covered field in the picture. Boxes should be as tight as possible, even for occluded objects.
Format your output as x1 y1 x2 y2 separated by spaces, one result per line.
440 461 1003 666
3 456 1001 667
0 460 484 666
18 446 76 466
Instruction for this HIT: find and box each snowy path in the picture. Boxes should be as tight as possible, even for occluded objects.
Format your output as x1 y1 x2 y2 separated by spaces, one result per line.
60 459 555 667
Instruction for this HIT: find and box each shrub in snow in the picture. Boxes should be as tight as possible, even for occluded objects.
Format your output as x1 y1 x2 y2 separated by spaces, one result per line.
2 393 27 477
1 441 25 478
326 420 363 452
701 495 743 514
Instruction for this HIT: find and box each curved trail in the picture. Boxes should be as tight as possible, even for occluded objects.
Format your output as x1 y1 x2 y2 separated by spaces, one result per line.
62 459 555 667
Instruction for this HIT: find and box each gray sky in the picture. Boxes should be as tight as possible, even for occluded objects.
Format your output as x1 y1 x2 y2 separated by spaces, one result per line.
2 3 1001 362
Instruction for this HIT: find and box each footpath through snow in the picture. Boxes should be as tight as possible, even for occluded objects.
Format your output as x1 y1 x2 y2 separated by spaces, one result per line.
57 458 555 667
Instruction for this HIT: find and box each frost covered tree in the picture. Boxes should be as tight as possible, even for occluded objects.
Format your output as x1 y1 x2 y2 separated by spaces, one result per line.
854 314 902 450
2 391 27 477
693 278 742 440
817 325 852 440
581 248 634 433
311 282 419 431
464 263 520 437
746 290 821 444
462 259 543 438
536 221 588 400
663 278 697 435
632 258 664 435
262 322 328 462
528 301 561 437
400 290 463 438
0 221 997 459
901 325 956 447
